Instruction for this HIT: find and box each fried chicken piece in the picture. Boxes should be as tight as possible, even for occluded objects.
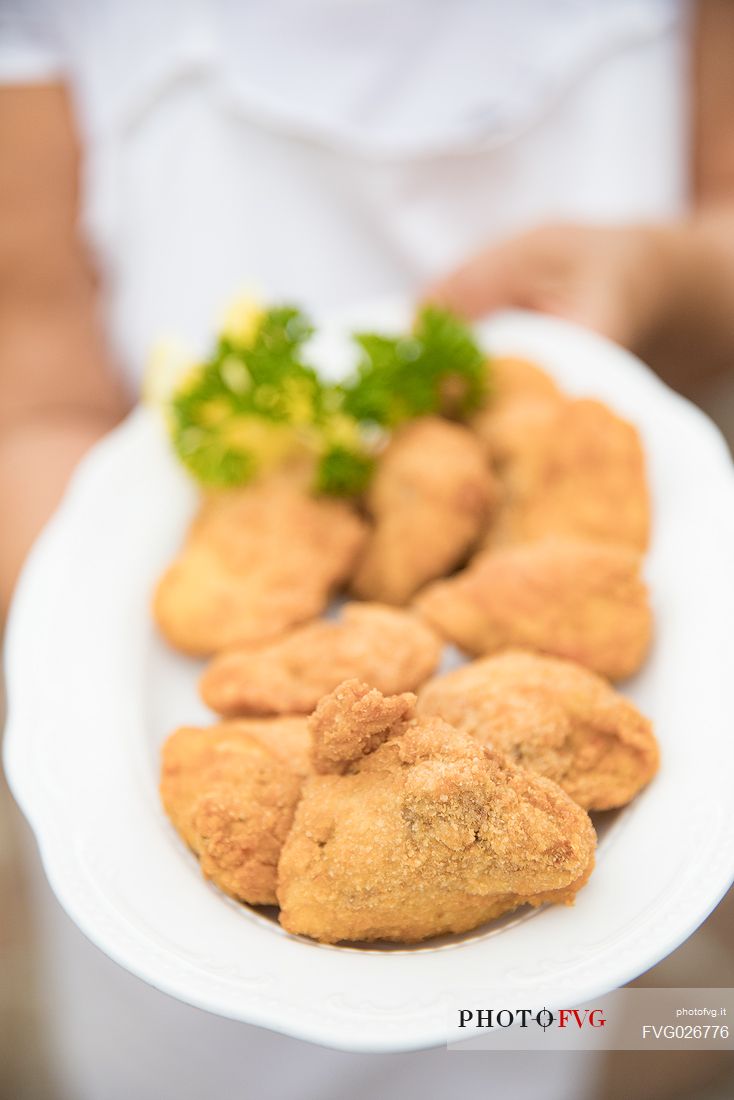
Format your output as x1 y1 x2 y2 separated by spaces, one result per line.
483 398 651 551
308 678 417 775
488 356 562 405
351 418 498 605
418 650 659 810
201 603 442 717
160 717 310 904
153 479 367 656
277 680 596 943
472 356 564 465
414 537 652 680
473 356 562 442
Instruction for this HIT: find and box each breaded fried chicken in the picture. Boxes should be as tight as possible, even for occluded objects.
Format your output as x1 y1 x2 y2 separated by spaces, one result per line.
414 536 652 680
201 602 442 717
484 398 651 551
351 417 498 605
277 680 596 943
418 650 659 809
160 717 309 904
471 356 564 473
153 478 366 656
472 356 563 449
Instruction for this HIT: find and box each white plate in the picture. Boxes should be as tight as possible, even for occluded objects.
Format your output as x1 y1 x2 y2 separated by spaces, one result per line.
5 306 734 1053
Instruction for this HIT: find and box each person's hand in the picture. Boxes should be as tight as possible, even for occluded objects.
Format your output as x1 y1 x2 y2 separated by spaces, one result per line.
424 223 672 352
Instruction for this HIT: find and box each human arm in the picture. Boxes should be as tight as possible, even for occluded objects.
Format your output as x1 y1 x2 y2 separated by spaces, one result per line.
0 84 129 612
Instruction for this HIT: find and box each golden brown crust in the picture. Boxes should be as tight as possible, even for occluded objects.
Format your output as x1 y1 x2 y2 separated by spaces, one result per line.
351 417 498 605
277 681 596 943
309 678 416 774
200 603 442 717
414 536 652 681
418 649 659 810
473 356 562 442
481 395 650 552
487 356 563 406
152 480 367 656
160 718 309 904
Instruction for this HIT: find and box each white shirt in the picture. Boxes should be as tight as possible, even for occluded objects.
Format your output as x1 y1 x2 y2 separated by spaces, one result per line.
1 0 687 385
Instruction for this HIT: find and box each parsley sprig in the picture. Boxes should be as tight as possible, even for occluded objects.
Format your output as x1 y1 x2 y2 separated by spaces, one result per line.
166 302 489 496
